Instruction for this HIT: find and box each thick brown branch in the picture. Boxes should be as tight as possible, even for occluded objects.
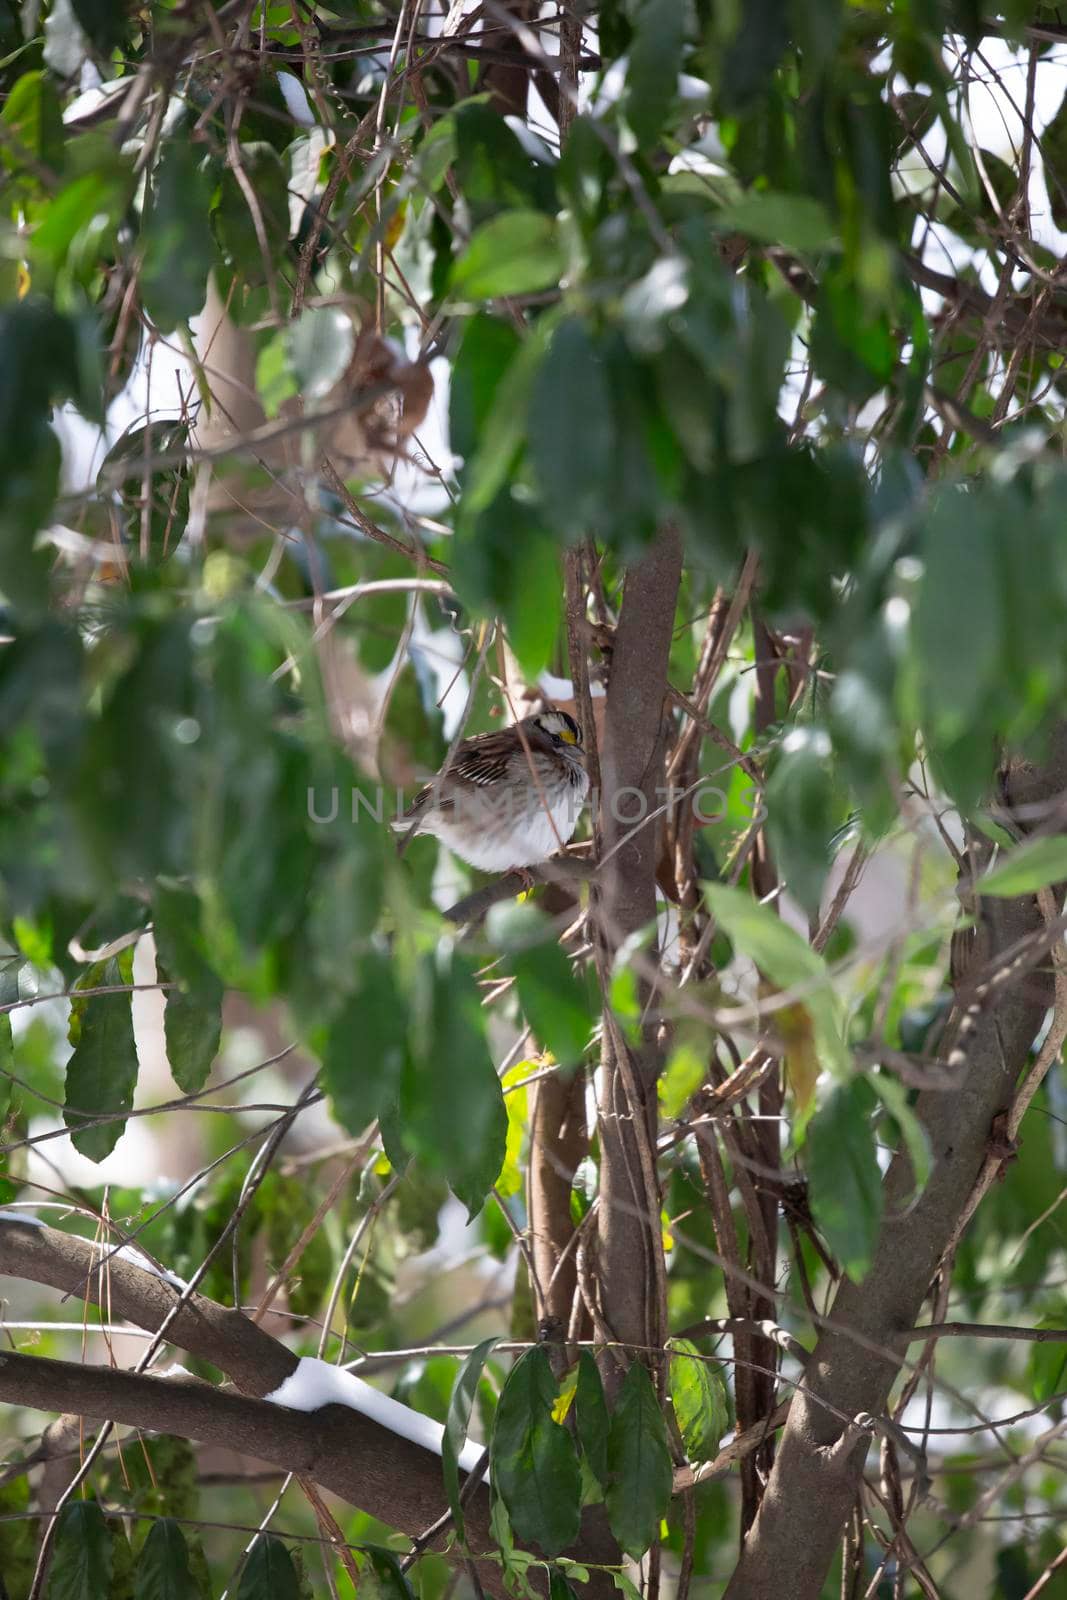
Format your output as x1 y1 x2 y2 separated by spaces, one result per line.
0 1219 617 1595
595 524 684 1392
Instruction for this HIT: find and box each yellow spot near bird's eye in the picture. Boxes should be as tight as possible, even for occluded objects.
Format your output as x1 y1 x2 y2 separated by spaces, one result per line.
559 728 577 745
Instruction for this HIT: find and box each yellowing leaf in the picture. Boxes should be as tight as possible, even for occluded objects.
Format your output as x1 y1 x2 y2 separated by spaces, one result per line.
497 1061 532 1198
552 1363 578 1425
775 997 819 1114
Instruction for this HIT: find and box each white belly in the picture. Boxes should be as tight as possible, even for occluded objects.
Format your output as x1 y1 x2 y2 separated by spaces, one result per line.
429 773 587 871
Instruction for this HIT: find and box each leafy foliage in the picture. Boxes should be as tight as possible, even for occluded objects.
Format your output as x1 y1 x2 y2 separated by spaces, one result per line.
1 0 1066 1593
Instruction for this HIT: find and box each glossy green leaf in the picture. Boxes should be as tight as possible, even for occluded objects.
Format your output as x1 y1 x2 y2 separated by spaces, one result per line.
806 1078 883 1282
604 1361 673 1560
491 1348 582 1557
976 836 1067 898
576 1351 610 1487
47 1501 113 1600
235 1537 301 1600
667 1338 729 1462
133 1519 199 1600
443 1336 498 1541
451 211 565 299
64 951 138 1163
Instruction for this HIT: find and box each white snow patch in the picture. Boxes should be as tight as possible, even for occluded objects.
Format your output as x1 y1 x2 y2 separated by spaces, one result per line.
0 1208 187 1288
264 1356 485 1473
108 1243 189 1291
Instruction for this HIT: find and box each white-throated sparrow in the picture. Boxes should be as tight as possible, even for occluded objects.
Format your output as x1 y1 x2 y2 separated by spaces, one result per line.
394 709 589 872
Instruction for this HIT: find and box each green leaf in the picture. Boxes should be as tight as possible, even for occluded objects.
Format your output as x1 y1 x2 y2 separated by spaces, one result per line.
704 885 849 1076
47 1501 113 1600
443 1336 498 1541
320 946 407 1137
605 1361 673 1560
549 1573 581 1600
305 826 384 990
265 1175 334 1321
505 532 563 681
0 1476 35 1599
976 836 1067 898
361 1548 416 1600
626 0 686 143
492 1348 582 1557
154 886 223 1096
575 1351 610 1487
140 144 216 331
70 0 129 52
764 726 837 918
287 308 356 400
915 489 1002 745
869 1073 931 1197
451 314 523 469
451 211 565 299
1 71 64 176
806 1078 883 1281
1027 1319 1067 1403
0 961 15 1127
462 313 557 517
133 1519 199 1600
810 266 896 403
160 986 222 1098
667 1339 728 1462
64 952 139 1163
487 902 592 1065
713 191 835 252
235 1537 301 1600
528 316 615 537
1043 89 1067 234
213 143 290 285
658 1038 705 1121
397 945 508 1218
